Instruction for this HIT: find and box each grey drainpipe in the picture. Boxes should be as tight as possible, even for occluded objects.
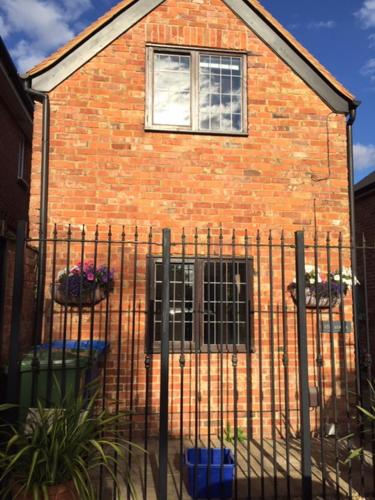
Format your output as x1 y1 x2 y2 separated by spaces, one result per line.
25 86 50 345
346 104 362 397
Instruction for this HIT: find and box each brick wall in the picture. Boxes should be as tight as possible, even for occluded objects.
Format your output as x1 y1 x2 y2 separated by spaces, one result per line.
28 0 355 438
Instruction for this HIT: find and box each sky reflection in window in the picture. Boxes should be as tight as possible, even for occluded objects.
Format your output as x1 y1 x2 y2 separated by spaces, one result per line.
153 53 191 126
199 55 242 132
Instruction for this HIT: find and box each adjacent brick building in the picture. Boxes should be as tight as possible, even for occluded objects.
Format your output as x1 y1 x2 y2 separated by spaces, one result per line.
355 171 375 378
0 38 37 368
23 0 359 443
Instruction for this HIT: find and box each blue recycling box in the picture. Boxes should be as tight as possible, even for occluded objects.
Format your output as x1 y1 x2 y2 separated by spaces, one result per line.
185 448 235 499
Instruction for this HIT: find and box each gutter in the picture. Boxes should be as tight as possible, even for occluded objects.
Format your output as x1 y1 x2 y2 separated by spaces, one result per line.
24 86 50 345
346 104 362 398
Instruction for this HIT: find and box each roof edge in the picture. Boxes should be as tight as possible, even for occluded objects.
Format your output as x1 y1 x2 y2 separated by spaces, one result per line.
240 0 356 104
25 0 357 112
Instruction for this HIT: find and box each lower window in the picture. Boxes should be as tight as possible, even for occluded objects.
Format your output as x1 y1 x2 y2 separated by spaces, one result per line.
147 258 254 352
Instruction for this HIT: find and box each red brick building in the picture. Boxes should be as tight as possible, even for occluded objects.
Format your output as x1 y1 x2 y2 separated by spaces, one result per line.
20 1 363 495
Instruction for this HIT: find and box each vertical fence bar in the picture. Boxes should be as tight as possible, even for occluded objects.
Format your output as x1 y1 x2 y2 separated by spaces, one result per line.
144 227 153 500
231 229 239 500
193 228 200 499
158 228 171 500
113 226 126 500
60 224 72 402
179 229 186 500
244 230 252 499
207 228 212 496
326 233 341 498
126 226 136 500
338 233 353 499
295 231 312 500
280 231 291 499
268 231 278 498
46 224 57 405
75 225 86 397
313 232 326 498
219 227 225 493
5 221 26 419
256 230 265 499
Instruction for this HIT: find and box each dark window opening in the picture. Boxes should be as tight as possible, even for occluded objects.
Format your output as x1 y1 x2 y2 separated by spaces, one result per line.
147 258 254 352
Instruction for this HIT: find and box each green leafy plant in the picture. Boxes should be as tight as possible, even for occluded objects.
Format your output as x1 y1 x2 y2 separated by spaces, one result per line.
0 382 143 499
223 422 246 446
343 381 375 463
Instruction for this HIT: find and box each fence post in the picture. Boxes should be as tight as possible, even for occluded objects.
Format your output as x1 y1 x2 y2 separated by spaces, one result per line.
295 231 312 499
5 221 26 420
158 228 170 500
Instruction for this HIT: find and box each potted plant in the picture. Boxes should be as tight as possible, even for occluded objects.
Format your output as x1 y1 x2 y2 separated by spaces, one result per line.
288 265 357 309
0 383 141 499
53 261 114 306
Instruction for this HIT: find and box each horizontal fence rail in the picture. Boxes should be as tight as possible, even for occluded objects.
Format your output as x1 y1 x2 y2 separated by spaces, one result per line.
1 224 375 499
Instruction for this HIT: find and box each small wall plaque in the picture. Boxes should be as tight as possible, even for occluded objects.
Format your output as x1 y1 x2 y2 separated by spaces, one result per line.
320 321 352 334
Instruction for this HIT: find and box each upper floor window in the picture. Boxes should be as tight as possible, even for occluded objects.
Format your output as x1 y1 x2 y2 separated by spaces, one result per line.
145 46 247 135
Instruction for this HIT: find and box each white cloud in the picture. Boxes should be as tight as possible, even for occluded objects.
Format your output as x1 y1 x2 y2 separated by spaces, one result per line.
11 40 47 74
308 20 336 30
287 23 301 30
0 0 92 72
355 0 375 29
354 143 375 171
0 15 10 38
361 58 375 82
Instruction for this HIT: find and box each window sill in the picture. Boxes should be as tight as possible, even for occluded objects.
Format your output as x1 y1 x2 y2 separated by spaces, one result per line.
147 344 255 354
144 126 248 138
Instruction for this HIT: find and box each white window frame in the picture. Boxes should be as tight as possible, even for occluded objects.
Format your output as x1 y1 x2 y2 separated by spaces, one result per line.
145 44 248 135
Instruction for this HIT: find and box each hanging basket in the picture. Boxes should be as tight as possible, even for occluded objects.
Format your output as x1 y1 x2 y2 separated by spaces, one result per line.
52 283 108 307
289 286 341 310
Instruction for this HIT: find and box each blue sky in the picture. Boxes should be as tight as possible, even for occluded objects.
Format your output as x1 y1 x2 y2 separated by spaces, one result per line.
0 0 374 183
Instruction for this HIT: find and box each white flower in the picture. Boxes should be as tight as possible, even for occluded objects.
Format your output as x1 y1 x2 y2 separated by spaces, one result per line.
57 268 67 279
305 264 317 274
331 267 360 286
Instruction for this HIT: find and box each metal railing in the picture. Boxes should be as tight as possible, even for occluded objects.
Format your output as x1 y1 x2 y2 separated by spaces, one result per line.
1 222 375 499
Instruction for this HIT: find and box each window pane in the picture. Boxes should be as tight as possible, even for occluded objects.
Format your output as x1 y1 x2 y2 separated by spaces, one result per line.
221 114 232 131
232 114 242 131
221 76 231 94
153 53 191 126
203 261 248 345
199 55 243 132
231 77 241 95
154 262 194 342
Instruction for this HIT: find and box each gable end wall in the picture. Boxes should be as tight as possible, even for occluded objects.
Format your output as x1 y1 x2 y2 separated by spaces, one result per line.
29 0 350 240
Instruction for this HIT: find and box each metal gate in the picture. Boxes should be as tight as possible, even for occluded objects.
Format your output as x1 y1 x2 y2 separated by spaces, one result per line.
1 223 374 499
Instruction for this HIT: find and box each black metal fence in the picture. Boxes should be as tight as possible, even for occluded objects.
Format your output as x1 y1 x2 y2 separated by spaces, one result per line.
1 223 375 499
